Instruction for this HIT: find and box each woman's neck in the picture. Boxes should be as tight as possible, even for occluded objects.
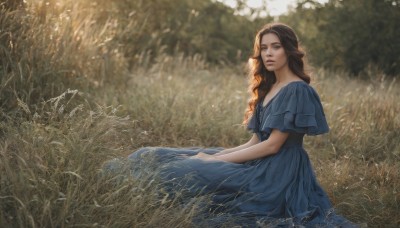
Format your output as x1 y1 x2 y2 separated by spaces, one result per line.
274 65 299 84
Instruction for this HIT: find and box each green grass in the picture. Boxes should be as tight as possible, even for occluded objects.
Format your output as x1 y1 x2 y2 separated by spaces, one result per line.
1 2 399 227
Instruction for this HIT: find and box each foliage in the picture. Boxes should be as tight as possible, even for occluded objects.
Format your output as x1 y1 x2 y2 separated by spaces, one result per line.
0 0 129 117
73 0 270 66
0 0 270 116
280 0 400 76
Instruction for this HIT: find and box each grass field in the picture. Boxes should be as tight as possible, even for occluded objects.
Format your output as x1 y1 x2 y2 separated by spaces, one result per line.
1 2 399 227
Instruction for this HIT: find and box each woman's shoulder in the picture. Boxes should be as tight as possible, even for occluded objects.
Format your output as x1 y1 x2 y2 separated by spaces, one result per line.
284 80 312 89
284 80 323 95
273 80 324 108
279 80 317 96
266 80 329 135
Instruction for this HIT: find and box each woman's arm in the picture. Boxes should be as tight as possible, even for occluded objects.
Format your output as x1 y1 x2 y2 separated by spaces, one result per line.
216 130 289 163
214 134 260 156
194 129 289 163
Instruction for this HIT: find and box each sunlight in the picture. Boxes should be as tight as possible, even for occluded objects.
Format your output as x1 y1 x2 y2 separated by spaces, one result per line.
219 0 329 16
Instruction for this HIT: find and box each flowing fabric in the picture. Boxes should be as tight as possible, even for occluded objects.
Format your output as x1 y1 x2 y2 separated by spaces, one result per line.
104 81 359 227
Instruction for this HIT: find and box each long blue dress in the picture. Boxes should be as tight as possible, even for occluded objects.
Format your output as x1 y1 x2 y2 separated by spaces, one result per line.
109 81 358 227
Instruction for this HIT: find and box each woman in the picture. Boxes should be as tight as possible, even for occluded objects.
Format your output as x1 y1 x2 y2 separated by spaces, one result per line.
112 23 358 227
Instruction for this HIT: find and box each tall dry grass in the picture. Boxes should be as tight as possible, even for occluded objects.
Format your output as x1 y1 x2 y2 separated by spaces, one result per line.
0 0 128 120
1 1 399 227
307 70 400 226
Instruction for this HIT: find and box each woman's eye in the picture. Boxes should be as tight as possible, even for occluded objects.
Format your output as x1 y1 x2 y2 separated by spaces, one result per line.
273 45 281 49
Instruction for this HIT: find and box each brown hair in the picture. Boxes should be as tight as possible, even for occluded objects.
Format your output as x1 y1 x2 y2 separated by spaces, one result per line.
244 22 310 123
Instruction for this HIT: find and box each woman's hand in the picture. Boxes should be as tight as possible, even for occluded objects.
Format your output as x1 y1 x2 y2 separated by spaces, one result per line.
191 152 219 161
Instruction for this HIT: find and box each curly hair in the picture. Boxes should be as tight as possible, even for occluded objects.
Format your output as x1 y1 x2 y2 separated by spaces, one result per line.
244 22 310 123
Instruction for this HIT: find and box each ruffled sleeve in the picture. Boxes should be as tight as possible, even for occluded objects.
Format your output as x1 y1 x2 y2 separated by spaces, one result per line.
259 82 329 135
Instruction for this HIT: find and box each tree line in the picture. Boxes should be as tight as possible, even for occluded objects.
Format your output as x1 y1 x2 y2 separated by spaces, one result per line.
1 0 399 76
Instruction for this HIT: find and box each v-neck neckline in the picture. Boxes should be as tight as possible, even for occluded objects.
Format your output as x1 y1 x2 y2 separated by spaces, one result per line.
261 80 305 109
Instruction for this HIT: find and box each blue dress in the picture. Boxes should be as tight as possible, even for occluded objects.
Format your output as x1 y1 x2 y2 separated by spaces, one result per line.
108 81 358 227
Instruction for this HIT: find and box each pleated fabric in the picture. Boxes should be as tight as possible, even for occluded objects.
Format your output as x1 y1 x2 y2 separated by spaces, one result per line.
105 81 358 227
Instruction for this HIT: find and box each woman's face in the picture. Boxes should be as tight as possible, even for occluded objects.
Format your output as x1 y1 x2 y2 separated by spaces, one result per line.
260 33 288 72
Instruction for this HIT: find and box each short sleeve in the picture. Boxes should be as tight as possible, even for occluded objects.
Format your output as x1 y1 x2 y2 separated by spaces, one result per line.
259 82 329 135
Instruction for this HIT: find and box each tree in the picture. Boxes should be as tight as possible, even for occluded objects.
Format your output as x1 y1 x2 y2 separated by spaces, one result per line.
281 0 400 76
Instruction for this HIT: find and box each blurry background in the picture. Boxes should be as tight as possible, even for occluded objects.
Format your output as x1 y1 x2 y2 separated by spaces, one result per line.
0 0 399 227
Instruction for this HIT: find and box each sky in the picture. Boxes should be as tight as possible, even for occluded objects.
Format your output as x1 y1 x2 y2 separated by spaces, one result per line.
219 0 329 16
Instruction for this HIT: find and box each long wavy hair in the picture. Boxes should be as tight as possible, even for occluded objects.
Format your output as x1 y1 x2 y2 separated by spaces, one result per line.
244 22 311 123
